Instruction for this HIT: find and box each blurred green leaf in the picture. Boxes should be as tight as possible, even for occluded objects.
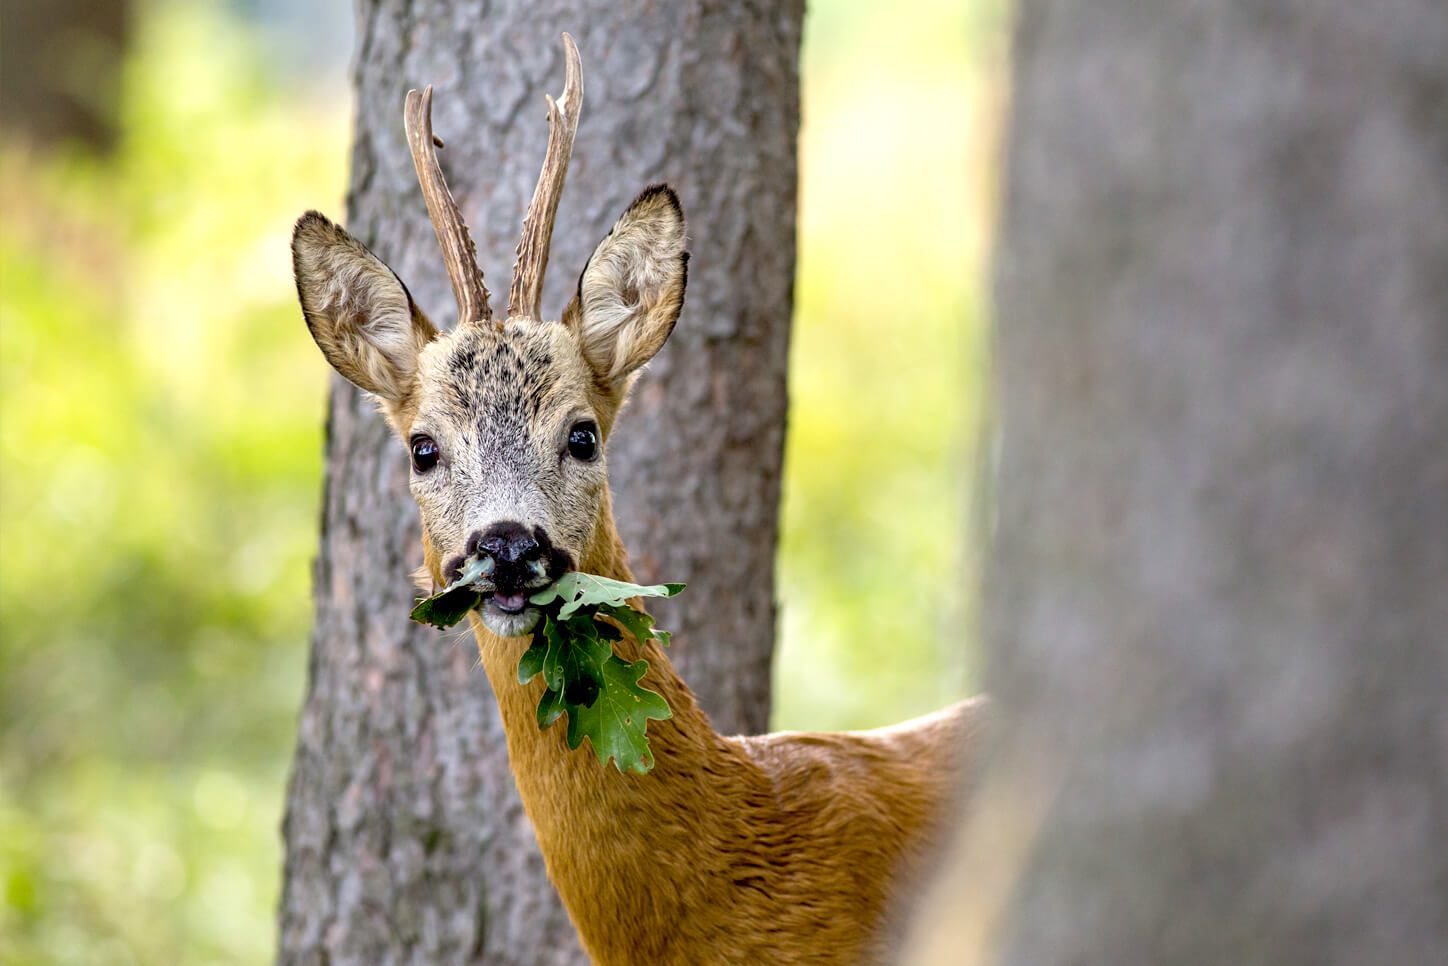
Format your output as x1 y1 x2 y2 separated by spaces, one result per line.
0 3 347 963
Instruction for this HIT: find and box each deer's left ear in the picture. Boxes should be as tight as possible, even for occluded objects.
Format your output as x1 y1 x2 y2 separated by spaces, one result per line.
564 185 687 386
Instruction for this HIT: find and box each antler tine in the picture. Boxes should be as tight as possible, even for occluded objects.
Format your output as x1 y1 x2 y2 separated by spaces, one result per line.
508 32 584 321
404 86 494 327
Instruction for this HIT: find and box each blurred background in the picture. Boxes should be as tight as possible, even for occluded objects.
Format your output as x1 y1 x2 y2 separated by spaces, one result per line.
0 0 1006 961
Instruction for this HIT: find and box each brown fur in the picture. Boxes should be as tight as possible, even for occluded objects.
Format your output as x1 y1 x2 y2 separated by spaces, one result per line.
293 186 990 964
468 521 988 965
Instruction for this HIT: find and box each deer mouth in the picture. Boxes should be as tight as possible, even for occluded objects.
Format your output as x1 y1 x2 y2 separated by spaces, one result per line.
441 525 575 638
479 593 542 637
476 570 556 636
473 563 565 638
490 591 530 614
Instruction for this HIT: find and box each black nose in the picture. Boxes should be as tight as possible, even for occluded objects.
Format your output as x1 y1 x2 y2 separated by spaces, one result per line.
459 522 571 594
475 521 539 565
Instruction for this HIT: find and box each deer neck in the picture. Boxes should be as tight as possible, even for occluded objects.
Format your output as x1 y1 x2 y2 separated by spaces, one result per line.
468 493 697 728
466 496 764 960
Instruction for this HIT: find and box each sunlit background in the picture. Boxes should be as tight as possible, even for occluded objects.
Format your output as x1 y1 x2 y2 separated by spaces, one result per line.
0 0 1006 961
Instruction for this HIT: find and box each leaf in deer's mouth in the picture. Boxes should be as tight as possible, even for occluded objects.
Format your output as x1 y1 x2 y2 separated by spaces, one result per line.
520 574 683 773
517 605 676 775
409 555 492 628
412 567 685 774
528 572 684 619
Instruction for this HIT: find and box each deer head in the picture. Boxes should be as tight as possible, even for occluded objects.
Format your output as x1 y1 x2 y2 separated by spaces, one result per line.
291 34 687 638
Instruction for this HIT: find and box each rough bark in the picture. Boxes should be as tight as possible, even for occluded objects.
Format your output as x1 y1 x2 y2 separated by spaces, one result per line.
903 0 1448 963
277 3 801 963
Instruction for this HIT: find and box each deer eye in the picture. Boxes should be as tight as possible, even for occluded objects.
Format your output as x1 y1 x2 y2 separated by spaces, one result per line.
567 421 599 462
410 435 440 473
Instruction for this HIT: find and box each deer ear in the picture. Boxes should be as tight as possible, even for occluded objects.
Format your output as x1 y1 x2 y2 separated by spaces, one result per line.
564 185 687 386
292 210 438 406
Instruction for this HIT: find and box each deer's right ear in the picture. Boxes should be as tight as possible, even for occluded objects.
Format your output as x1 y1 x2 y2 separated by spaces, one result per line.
291 211 438 407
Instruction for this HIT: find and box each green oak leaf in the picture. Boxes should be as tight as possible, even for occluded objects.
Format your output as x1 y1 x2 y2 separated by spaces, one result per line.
536 612 572 691
410 556 493 628
520 618 606 710
417 564 684 774
410 589 481 629
517 624 548 684
594 601 671 648
563 672 601 709
563 648 673 774
529 572 684 620
543 615 606 700
519 611 674 773
536 684 568 730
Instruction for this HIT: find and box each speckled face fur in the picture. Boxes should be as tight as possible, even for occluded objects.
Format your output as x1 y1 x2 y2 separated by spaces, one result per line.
408 320 606 633
291 186 688 638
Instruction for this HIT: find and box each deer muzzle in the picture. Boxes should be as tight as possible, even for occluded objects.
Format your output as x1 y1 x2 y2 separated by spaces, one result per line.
444 522 574 636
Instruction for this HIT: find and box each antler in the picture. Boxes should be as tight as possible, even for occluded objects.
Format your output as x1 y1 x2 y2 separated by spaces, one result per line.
404 86 494 327
508 33 584 321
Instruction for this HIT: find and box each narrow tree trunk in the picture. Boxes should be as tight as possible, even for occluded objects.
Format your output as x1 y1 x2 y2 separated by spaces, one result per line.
277 3 801 963
904 0 1448 962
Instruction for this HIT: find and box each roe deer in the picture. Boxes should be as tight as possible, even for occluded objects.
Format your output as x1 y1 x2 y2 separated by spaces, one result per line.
291 33 988 966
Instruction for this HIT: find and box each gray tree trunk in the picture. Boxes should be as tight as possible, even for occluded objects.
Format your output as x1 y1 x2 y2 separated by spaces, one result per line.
277 3 801 963
903 0 1448 963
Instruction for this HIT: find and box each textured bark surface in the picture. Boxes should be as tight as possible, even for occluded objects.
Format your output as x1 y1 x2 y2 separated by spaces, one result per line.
903 0 1448 963
277 2 801 963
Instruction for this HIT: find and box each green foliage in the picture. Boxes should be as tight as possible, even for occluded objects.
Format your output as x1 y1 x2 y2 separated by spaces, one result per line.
595 601 674 649
520 612 673 774
774 0 997 731
408 555 492 628
522 578 679 774
412 570 679 773
529 572 685 620
0 4 345 964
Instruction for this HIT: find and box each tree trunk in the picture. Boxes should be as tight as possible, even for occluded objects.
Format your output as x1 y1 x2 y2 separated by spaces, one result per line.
903 0 1448 962
277 3 801 963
